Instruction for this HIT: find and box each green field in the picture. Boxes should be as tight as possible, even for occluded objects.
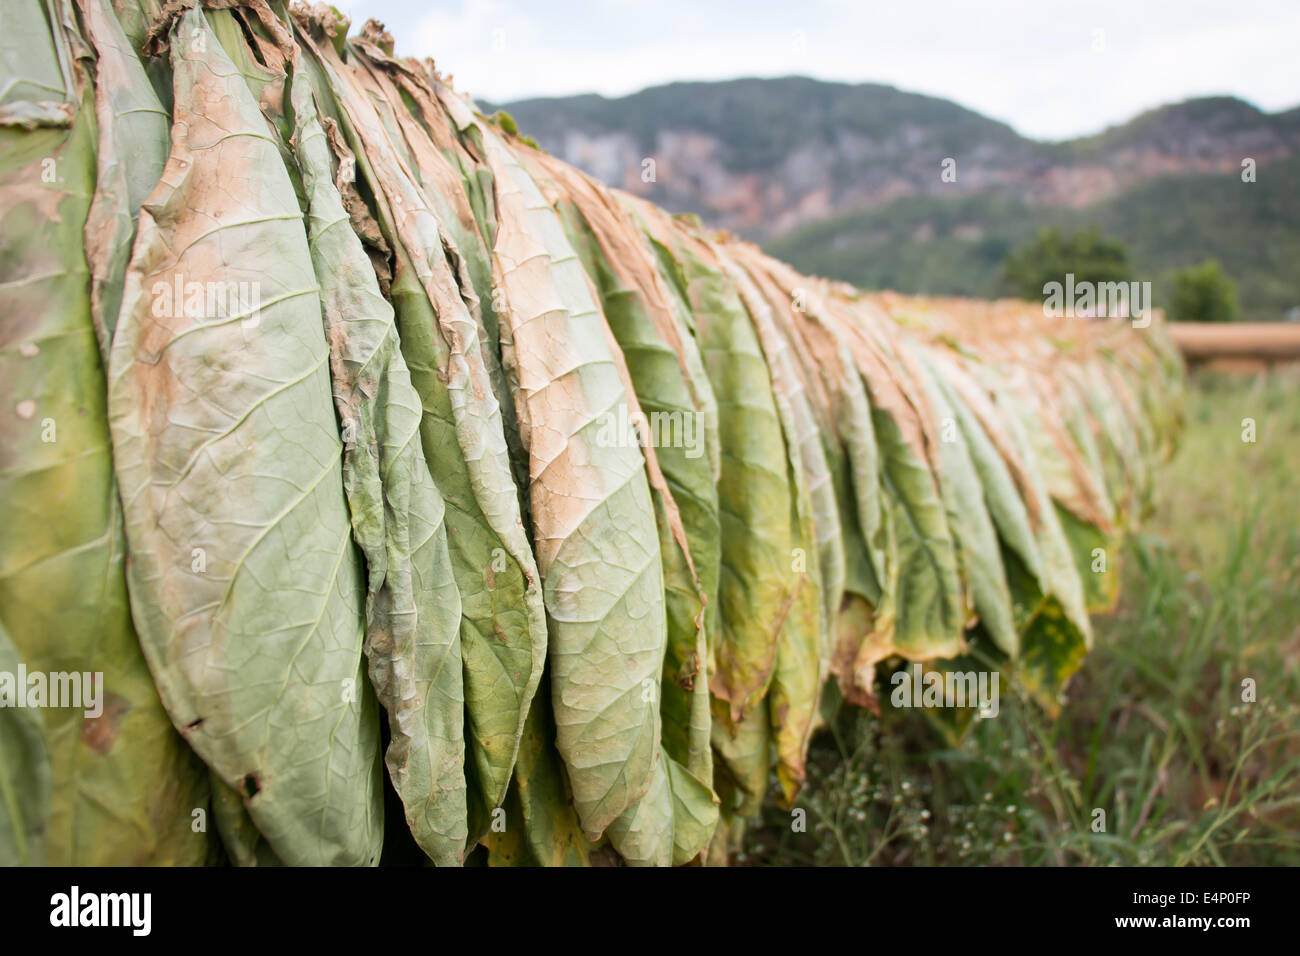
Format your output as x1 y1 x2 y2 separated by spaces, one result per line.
748 370 1300 866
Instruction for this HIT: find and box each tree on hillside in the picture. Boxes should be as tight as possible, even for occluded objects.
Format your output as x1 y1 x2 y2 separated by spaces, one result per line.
1000 227 1133 301
1167 260 1241 323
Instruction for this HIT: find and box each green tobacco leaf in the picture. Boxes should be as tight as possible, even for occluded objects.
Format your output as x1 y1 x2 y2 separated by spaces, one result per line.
0 0 210 866
106 8 382 866
603 748 718 866
498 675 603 867
727 251 845 637
1059 374 1118 522
210 774 281 867
873 403 965 659
298 25 546 848
0 620 50 866
710 697 771 819
379 65 524 480
663 230 799 724
77 0 169 357
546 193 721 856
902 343 1017 657
1064 363 1137 523
776 272 886 606
465 107 667 842
993 390 1093 705
853 315 966 663
1056 503 1121 613
928 349 1045 597
1002 549 1086 712
1015 372 1114 536
605 753 673 866
996 388 1093 635
289 68 469 864
645 460 716 790
536 169 724 860
665 752 719 864
766 572 822 805
762 280 888 714
723 256 826 803
0 0 74 126
542 176 719 789
414 101 528 489
102 0 160 52
639 229 723 487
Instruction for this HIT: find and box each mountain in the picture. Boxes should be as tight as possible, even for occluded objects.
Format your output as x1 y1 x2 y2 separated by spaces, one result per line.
488 79 1300 320
488 77 1032 236
489 80 1300 237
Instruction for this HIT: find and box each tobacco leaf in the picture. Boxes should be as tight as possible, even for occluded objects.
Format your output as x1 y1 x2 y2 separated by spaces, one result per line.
654 225 800 726
296 20 547 849
495 675 602 866
534 162 719 808
721 253 825 803
289 66 469 864
0 620 51 866
469 109 667 842
106 7 382 865
901 342 1017 657
77 0 170 357
0 0 211 866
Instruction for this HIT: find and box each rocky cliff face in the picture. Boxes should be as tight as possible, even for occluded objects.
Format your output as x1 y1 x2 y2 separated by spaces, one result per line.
489 79 1299 238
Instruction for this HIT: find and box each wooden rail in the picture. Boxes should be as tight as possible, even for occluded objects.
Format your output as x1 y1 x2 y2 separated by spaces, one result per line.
1168 322 1300 367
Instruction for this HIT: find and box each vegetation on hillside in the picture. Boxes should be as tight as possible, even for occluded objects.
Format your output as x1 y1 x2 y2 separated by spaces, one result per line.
1168 260 1242 323
768 155 1300 322
491 76 1026 173
999 227 1135 302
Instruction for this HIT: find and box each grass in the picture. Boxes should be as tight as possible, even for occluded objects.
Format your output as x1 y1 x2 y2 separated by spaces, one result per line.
747 369 1300 866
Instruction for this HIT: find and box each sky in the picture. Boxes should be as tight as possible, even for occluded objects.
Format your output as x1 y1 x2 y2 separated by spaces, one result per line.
328 0 1300 140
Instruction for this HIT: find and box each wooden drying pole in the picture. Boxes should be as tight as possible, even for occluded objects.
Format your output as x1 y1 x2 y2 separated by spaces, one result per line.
1168 322 1300 370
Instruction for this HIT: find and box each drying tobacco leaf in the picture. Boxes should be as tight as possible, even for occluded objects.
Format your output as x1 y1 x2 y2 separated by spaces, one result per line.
0 0 211 866
295 15 546 850
652 221 800 725
0 620 51 866
719 253 825 803
289 66 469 864
526 153 719 812
77 0 170 358
900 341 1017 657
107 7 382 865
467 106 667 842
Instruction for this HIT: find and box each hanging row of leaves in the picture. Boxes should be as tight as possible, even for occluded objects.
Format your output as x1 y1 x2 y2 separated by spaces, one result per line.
0 0 1184 866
